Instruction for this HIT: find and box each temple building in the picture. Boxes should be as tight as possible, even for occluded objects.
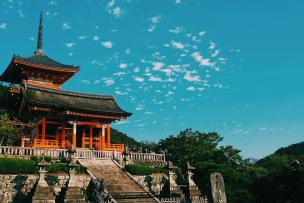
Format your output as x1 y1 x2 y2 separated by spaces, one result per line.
0 13 132 152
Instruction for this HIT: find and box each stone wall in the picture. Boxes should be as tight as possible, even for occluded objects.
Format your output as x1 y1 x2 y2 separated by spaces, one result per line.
133 173 167 195
0 174 38 203
0 173 91 203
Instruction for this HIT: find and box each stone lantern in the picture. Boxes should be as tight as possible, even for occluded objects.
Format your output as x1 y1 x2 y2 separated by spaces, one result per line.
186 162 201 198
37 157 50 187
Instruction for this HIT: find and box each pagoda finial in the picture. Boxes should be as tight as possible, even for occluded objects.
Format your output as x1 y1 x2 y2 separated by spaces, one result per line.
35 11 44 55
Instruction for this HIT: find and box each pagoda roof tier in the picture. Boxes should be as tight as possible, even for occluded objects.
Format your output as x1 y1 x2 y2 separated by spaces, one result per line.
0 54 79 85
22 85 132 118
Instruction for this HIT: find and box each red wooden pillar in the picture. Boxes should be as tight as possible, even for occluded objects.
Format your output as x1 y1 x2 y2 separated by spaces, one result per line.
21 135 25 147
81 129 85 148
55 128 59 146
61 122 66 148
42 117 46 146
89 126 93 149
34 120 39 147
72 122 77 148
107 124 111 146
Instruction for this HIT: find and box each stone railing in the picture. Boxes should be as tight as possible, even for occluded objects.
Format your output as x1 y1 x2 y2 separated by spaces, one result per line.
0 146 69 158
128 152 165 162
0 146 165 162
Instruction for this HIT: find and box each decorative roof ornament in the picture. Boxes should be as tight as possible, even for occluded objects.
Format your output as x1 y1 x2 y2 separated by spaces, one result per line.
35 12 44 56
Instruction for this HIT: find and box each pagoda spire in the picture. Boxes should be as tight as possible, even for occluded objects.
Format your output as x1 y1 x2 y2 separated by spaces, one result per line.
35 12 44 55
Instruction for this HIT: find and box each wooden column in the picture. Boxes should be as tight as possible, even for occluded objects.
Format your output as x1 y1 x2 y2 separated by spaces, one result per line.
55 128 59 146
42 117 46 146
82 129 85 148
106 124 111 146
89 126 93 149
72 122 77 148
34 120 39 147
99 128 103 150
61 122 66 148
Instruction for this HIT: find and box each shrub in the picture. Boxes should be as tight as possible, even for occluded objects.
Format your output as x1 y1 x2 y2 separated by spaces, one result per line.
46 163 68 173
44 156 52 162
125 164 154 175
0 158 37 174
30 156 38 162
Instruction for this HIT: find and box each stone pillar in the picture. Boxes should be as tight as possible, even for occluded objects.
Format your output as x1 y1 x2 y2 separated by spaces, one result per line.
32 157 56 203
167 161 182 197
186 162 201 198
210 172 227 203
72 122 77 148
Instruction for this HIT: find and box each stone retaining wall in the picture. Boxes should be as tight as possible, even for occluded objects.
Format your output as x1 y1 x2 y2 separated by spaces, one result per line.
0 173 91 203
133 173 167 195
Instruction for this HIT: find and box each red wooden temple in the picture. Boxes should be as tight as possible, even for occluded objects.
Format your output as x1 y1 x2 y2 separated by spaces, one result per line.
0 13 132 152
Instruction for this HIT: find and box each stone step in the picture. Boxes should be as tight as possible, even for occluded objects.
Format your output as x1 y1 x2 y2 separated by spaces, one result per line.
79 159 158 203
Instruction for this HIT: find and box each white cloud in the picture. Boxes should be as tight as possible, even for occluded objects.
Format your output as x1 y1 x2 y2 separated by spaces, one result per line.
92 35 99 41
186 86 196 91
103 78 115 86
0 23 8 30
184 71 200 82
148 25 156 32
65 42 76 48
192 52 214 67
211 50 220 57
152 62 164 71
101 41 113 48
62 22 72 30
150 15 162 24
209 42 216 50
134 77 145 83
119 63 127 69
175 0 182 4
149 76 162 82
113 7 121 18
198 31 206 36
79 79 91 85
171 41 185 49
169 27 184 34
133 67 140 73
78 36 87 40
107 0 116 8
115 90 128 95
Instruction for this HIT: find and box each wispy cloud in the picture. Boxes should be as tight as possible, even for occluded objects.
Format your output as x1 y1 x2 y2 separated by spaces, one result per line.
0 23 8 30
101 41 113 48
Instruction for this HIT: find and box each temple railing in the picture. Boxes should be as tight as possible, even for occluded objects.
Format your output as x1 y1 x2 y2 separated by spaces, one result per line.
128 152 165 162
0 146 165 162
0 146 69 158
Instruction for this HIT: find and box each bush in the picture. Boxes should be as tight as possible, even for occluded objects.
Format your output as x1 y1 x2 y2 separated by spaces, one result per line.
0 158 37 174
125 164 154 175
46 163 68 173
44 156 52 162
30 156 38 162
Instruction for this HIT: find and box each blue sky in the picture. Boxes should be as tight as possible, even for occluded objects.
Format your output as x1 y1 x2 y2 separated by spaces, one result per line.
0 0 304 159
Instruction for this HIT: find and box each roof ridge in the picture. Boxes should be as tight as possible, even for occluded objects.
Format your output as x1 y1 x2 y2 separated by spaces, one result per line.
25 85 114 100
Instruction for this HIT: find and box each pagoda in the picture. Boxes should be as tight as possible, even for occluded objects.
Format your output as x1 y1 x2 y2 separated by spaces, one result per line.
0 13 132 152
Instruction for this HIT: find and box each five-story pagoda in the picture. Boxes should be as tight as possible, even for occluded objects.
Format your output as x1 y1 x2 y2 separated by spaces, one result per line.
0 13 132 152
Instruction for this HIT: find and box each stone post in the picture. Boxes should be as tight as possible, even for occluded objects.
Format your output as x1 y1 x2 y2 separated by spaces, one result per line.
167 161 182 197
37 157 50 187
210 172 227 203
186 162 201 199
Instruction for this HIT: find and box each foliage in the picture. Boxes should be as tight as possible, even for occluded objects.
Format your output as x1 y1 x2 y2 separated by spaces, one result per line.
0 110 24 146
76 165 88 174
46 163 68 173
150 129 263 202
0 158 37 174
110 128 141 149
125 164 167 175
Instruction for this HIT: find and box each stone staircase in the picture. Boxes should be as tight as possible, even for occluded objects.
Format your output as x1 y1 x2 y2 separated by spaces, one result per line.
79 159 159 203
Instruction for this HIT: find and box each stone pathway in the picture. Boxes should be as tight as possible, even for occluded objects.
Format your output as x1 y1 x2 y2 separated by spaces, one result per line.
79 159 158 203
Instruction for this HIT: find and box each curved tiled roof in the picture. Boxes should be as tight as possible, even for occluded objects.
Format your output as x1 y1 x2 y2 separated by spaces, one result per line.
22 85 132 118
13 54 79 71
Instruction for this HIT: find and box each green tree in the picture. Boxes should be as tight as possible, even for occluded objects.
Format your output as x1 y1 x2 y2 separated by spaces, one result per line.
0 111 24 146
